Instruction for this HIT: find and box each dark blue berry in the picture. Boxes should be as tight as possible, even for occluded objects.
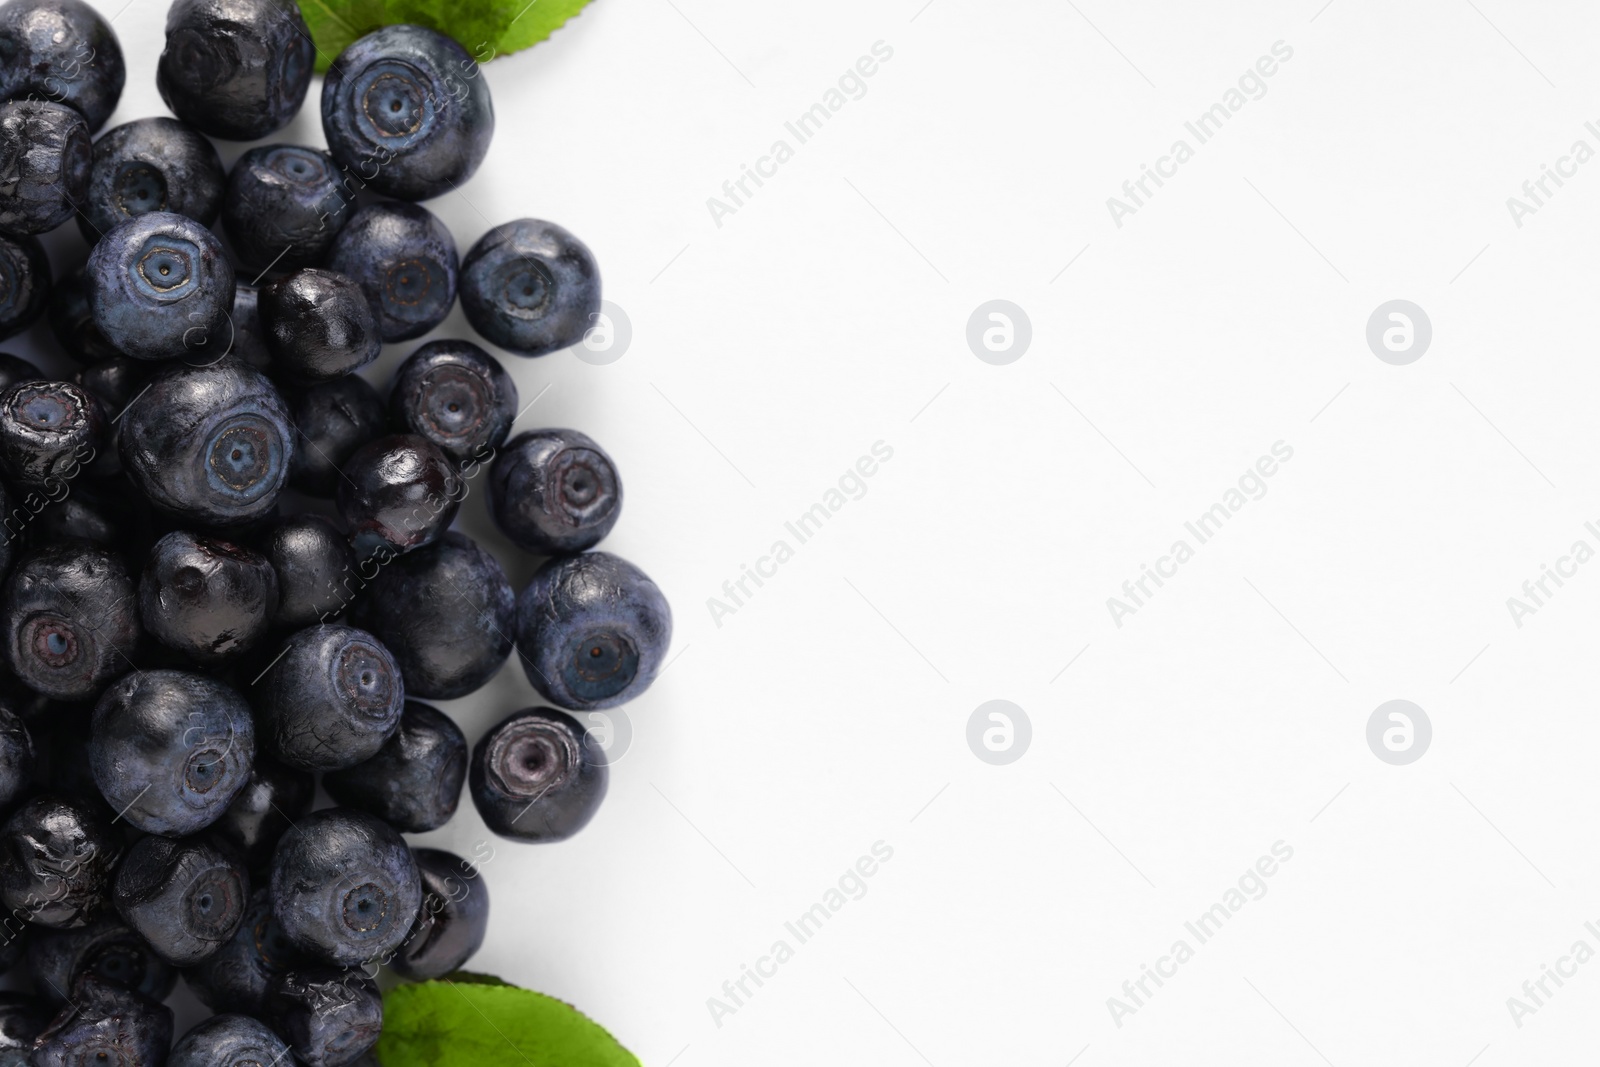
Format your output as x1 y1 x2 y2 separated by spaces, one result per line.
0 379 101 489
88 669 256 836
355 531 513 700
0 794 122 928
138 531 278 664
490 428 622 555
31 973 172 1067
77 118 224 244
258 513 354 627
324 700 466 832
327 202 457 341
0 0 124 132
157 0 314 141
0 541 140 701
118 356 293 527
271 967 383 1067
170 1013 291 1067
391 847 488 979
389 339 516 464
470 706 607 842
0 233 44 341
254 624 404 771
460 219 600 356
515 552 672 711
268 807 421 965
336 433 462 560
222 145 353 275
260 267 381 383
181 886 306 1015
0 99 86 235
112 834 248 966
286 374 384 498
320 24 493 201
87 211 234 361
27 916 176 1005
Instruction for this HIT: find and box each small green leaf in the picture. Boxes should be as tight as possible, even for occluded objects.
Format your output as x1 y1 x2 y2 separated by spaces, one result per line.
297 0 593 72
374 975 641 1067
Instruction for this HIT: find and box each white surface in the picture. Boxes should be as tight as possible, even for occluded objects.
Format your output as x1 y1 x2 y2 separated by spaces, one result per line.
23 0 1600 1063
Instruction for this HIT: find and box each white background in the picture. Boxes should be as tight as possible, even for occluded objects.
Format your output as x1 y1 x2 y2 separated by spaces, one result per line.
23 0 1600 1063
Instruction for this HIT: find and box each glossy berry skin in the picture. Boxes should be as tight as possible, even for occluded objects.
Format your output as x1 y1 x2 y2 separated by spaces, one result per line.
259 514 353 627
0 100 87 236
169 1013 292 1067
490 428 622 555
0 0 123 132
355 531 513 699
112 834 249 966
89 670 256 836
139 531 279 664
272 967 382 1067
0 541 139 701
0 795 122 928
286 374 383 497
260 268 381 383
337 433 463 560
327 202 458 341
0 234 44 340
470 707 607 842
324 701 466 832
31 974 173 1067
0 992 47 1063
223 145 352 275
254 624 404 771
269 807 422 965
460 219 600 356
321 24 494 201
0 379 101 489
516 552 673 711
391 847 488 980
28 915 176 1005
87 212 234 362
45 264 114 362
77 118 225 244
118 356 292 527
0 701 31 810
207 757 312 874
389 339 517 464
74 354 150 412
157 0 314 141
182 887 305 1015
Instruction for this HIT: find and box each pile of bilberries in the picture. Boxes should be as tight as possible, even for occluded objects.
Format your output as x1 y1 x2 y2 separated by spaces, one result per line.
0 0 672 1062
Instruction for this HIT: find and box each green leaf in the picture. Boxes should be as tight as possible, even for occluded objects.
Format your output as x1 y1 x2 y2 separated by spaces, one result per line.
297 0 593 72
374 974 642 1067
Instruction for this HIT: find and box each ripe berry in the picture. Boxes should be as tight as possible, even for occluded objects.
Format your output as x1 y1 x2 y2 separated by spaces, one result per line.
327 202 457 342
489 428 622 555
470 707 607 842
320 25 494 201
515 552 673 711
389 339 517 464
460 219 600 356
157 0 314 141
268 807 421 965
88 669 256 836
